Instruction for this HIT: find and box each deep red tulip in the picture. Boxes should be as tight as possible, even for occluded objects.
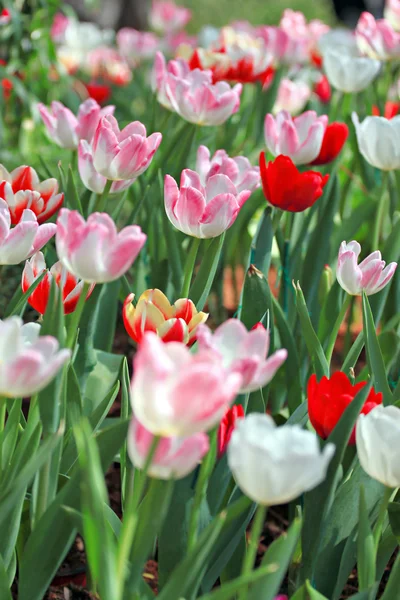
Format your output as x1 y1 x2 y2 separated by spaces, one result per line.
372 101 400 119
311 122 349 166
217 404 244 457
313 74 331 104
307 372 383 445
85 81 112 105
259 152 329 213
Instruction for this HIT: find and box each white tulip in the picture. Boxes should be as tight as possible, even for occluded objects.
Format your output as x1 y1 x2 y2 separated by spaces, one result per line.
352 113 400 170
323 46 381 93
356 405 400 488
227 413 335 505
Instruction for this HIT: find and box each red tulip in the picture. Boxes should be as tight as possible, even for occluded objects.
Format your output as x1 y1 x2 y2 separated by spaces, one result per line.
372 101 400 119
259 152 329 213
85 81 112 105
217 404 245 457
313 74 331 104
307 372 383 445
311 122 349 166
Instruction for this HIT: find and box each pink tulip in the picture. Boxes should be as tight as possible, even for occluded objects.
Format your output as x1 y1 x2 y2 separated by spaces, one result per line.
38 98 115 149
196 319 287 394
92 115 162 181
273 79 311 115
196 146 260 193
117 28 160 65
265 110 328 165
151 51 191 110
56 209 146 283
0 8 11 26
0 199 56 265
85 46 132 86
78 140 135 194
164 31 198 53
130 332 242 437
164 169 251 238
0 317 70 398
356 12 400 60
279 9 329 63
385 0 400 32
50 12 70 43
337 241 397 296
128 416 209 479
150 1 191 34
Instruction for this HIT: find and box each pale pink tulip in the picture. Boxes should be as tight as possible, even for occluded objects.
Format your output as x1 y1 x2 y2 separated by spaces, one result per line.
56 208 146 283
117 28 160 65
256 26 293 63
337 241 397 296
273 79 311 115
78 140 135 194
385 0 400 31
356 12 400 60
164 169 251 238
0 199 56 265
164 31 198 53
196 319 287 394
38 99 115 149
196 146 260 193
50 12 70 43
130 332 242 436
265 110 328 165
151 51 191 110
0 317 70 398
128 416 209 479
92 115 162 181
150 1 191 34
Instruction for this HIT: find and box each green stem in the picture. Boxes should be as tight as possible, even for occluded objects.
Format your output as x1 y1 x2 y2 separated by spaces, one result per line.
94 179 113 214
66 281 91 350
372 172 389 250
326 294 352 367
35 450 51 525
181 237 201 298
373 486 394 548
0 397 6 474
239 504 267 600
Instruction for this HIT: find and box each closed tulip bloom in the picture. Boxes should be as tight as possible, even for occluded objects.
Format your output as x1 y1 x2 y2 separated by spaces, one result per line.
150 1 191 33
38 98 115 149
78 140 135 194
128 416 209 479
265 111 328 165
22 252 95 315
352 112 400 170
385 0 400 31
123 288 208 345
217 404 244 458
310 122 349 165
130 332 242 437
56 209 146 283
0 317 71 398
0 165 64 225
273 79 311 115
117 28 160 66
152 52 191 111
259 153 329 213
323 46 380 93
356 12 400 60
308 372 383 444
92 115 162 181
313 74 331 104
372 101 400 119
164 169 251 238
196 319 287 394
356 405 400 487
337 241 397 296
227 413 335 505
0 199 56 265
196 146 260 193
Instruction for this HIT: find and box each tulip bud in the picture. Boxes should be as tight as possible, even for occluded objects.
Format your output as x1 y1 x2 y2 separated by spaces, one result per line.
318 264 333 307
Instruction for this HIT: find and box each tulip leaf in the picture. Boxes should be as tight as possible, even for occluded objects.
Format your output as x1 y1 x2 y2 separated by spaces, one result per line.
380 552 400 600
190 233 225 311
66 165 83 213
341 332 364 375
240 264 274 335
376 528 398 584
4 270 46 318
250 207 274 276
357 486 376 590
290 580 329 599
388 501 400 541
92 280 121 353
0 555 12 600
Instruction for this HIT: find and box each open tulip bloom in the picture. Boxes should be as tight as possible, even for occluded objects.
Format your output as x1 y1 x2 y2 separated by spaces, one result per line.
337 241 397 296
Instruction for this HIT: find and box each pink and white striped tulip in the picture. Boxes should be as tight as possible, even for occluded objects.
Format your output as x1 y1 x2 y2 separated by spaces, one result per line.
385 0 400 31
265 110 328 165
117 28 160 65
196 146 260 193
273 79 311 115
356 12 400 60
164 169 251 238
38 99 115 149
337 241 397 296
56 209 146 283
0 317 71 398
130 332 242 437
196 319 287 394
152 51 191 110
0 199 56 265
128 416 209 479
150 1 191 34
78 140 135 194
92 115 162 181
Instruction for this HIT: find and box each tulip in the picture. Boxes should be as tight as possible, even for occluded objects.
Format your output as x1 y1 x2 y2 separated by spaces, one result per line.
152 52 191 111
0 317 71 398
323 46 381 93
50 12 70 43
117 28 160 66
85 47 132 86
0 165 63 225
356 12 400 60
78 140 135 194
259 153 329 213
265 110 328 165
337 241 397 296
385 0 400 31
352 113 400 170
0 8 11 26
0 199 56 265
85 82 112 105
38 98 115 149
92 115 162 181
356 405 400 487
164 169 251 238
310 123 349 166
150 1 191 33
22 252 95 315
217 404 244 458
123 289 208 345
273 79 311 115
196 319 287 394
128 416 209 479
130 332 242 437
196 146 260 193
56 209 146 283
227 413 335 505
313 74 331 104
308 372 383 445
372 101 400 119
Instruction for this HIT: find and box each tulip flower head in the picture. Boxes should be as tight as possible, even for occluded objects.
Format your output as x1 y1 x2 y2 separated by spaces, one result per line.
78 140 135 194
323 45 381 93
117 28 160 66
56 209 146 283
310 122 349 165
196 319 287 394
259 153 329 213
371 101 400 119
85 46 132 87
356 12 400 60
130 332 242 437
385 0 400 31
337 241 397 296
352 112 400 170
196 146 260 193
272 79 311 115
0 8 11 26
308 372 383 444
123 289 208 345
152 52 190 111
150 1 191 34
227 413 335 505
217 404 244 457
313 74 331 104
0 317 71 398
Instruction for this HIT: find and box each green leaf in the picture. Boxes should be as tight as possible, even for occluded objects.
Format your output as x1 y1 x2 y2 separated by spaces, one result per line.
4 270 46 318
1 398 22 472
388 501 400 541
83 351 123 416
0 555 12 600
290 580 329 599
66 166 83 213
190 233 225 311
380 552 400 600
342 332 364 375
240 264 274 334
92 280 121 353
250 207 274 276
357 486 376 590
120 358 131 508
161 193 183 294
